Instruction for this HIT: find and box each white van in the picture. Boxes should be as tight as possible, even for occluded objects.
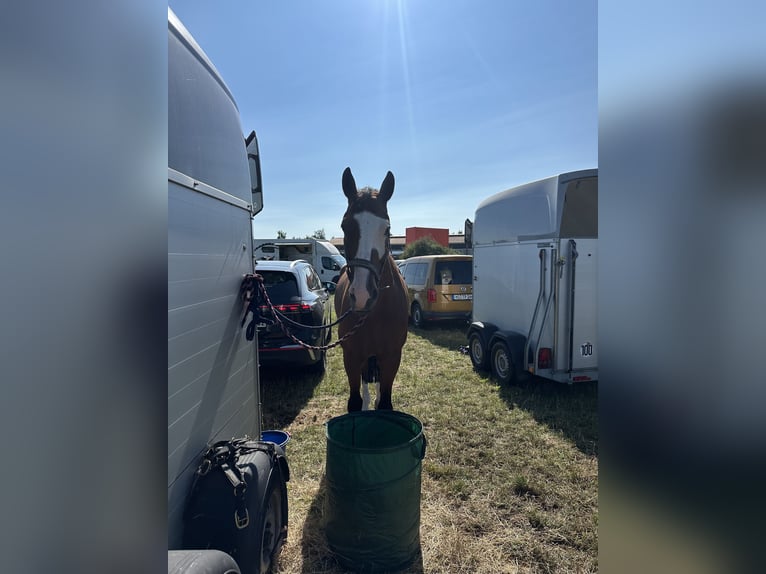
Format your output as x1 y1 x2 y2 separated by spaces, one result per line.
467 169 598 384
253 238 346 285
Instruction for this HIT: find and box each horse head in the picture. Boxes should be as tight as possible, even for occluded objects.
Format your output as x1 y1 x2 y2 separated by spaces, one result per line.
340 167 394 313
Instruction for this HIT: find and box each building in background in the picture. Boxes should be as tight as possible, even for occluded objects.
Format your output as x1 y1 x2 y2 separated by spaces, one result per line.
405 227 449 248
330 226 470 258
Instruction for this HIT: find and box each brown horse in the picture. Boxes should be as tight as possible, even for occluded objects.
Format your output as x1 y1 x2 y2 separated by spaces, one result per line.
334 167 409 412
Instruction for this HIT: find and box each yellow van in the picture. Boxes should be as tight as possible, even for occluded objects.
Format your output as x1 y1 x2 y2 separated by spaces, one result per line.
400 255 473 327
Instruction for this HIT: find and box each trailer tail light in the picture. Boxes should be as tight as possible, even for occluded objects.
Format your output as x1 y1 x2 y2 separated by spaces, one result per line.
427 288 437 303
538 347 552 369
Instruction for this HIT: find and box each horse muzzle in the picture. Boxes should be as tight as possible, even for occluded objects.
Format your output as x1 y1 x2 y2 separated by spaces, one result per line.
346 259 381 312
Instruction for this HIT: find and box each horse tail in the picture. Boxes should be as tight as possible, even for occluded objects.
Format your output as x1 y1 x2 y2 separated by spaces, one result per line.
363 356 379 384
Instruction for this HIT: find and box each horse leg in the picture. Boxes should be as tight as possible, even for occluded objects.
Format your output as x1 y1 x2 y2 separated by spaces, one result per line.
376 352 401 411
361 380 371 410
344 349 364 412
362 357 380 410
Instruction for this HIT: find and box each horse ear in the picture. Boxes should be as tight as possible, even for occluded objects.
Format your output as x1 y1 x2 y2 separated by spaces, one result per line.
379 171 395 201
342 167 357 202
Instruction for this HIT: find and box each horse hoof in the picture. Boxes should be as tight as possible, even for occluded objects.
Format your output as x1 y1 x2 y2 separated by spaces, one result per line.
348 396 363 412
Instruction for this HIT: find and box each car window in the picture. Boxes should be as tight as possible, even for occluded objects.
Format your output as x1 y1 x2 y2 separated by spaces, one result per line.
305 266 322 291
258 271 299 303
321 256 340 271
403 262 417 283
405 262 427 285
434 261 472 285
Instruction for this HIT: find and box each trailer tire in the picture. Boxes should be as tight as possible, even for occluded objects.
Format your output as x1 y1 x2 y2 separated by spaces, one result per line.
468 332 489 371
491 341 516 385
411 303 424 328
256 475 287 574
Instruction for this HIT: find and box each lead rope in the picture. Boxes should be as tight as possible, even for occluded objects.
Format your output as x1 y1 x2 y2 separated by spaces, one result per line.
240 273 368 351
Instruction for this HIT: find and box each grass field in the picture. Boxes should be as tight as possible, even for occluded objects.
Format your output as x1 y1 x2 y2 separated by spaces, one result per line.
260 322 598 574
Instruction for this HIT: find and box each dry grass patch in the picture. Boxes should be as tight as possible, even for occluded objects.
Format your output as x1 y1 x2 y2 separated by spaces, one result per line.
260 323 597 573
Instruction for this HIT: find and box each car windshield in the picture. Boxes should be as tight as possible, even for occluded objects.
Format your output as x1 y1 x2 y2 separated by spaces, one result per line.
258 271 300 303
434 261 472 285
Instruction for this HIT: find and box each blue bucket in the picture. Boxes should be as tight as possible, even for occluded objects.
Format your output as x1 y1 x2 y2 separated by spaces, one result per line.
261 429 290 451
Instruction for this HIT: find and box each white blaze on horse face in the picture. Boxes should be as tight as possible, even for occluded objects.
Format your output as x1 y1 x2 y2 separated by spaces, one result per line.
349 211 389 310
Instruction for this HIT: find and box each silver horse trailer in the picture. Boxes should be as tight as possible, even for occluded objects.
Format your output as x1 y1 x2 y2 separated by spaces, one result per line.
467 169 598 384
168 8 287 571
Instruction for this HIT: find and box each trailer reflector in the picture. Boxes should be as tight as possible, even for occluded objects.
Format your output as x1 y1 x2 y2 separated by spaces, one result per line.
538 348 552 369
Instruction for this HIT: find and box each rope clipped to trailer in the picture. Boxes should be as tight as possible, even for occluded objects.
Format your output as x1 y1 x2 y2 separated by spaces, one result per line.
239 274 263 341
238 273 366 348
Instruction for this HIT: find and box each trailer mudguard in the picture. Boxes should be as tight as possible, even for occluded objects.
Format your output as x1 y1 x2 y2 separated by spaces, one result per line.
467 321 498 343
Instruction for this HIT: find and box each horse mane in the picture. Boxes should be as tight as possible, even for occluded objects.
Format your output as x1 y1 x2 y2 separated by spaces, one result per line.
356 186 378 197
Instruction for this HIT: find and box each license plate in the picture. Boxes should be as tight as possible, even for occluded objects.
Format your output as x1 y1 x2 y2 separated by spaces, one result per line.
451 294 472 301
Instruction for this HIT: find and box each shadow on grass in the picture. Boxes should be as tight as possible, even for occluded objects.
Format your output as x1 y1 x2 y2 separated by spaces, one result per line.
496 375 598 457
407 322 469 353
259 365 323 430
300 475 425 574
299 475 337 573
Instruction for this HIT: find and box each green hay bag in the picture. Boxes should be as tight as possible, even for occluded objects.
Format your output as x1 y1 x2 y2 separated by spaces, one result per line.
324 410 427 573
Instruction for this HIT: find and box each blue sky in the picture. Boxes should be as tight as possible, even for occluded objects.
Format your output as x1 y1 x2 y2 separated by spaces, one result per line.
169 0 597 239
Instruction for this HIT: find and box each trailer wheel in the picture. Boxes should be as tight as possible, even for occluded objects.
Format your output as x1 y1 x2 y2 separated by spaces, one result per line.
257 476 287 574
411 303 424 328
468 332 489 371
491 341 516 385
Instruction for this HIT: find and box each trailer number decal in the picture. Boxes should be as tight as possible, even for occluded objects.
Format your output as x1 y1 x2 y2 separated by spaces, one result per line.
580 342 593 357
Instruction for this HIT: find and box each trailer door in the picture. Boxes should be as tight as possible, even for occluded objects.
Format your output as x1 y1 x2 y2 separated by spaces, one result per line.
566 239 598 374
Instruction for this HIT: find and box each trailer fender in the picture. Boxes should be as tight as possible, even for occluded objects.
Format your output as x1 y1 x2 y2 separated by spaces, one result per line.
467 321 498 342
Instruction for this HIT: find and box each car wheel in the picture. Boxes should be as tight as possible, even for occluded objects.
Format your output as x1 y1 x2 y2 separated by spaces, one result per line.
491 341 516 385
468 332 489 371
411 303 424 328
309 349 326 375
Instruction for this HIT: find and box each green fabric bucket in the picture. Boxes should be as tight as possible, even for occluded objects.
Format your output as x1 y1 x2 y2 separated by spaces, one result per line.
324 410 427 573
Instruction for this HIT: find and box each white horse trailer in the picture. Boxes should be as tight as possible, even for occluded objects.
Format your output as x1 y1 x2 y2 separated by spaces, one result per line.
168 8 288 571
467 169 597 384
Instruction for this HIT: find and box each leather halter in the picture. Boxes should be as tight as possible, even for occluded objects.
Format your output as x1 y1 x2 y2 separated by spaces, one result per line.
344 233 391 285
345 257 383 283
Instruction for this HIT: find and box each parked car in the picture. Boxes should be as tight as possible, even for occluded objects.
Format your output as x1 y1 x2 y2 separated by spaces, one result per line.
396 259 407 274
400 254 473 327
255 259 332 372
